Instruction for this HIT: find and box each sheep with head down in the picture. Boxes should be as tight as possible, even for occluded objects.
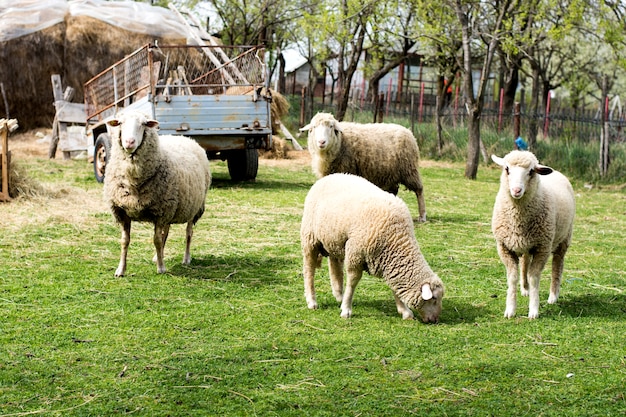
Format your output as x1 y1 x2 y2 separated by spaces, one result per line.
300 112 427 222
104 111 211 276
491 150 575 319
300 173 444 322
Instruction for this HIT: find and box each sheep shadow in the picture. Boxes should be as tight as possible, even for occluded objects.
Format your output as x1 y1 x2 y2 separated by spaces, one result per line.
310 295 486 324
167 253 295 286
543 292 626 320
210 176 313 192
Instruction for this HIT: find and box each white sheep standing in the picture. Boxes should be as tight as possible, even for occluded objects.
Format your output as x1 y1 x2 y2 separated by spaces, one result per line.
300 173 444 322
104 111 211 276
300 112 427 222
491 150 575 319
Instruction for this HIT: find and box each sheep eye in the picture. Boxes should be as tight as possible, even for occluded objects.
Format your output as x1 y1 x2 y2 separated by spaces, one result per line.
529 169 535 176
505 166 509 175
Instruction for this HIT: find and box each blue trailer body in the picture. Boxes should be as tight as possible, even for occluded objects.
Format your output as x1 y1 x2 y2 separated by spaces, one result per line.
84 44 272 182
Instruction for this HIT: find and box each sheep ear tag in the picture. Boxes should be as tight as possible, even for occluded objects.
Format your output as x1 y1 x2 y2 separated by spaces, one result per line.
421 284 433 301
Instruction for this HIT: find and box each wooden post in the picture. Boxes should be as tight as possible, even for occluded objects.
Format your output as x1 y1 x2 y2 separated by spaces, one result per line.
513 102 521 139
0 118 18 202
50 74 71 159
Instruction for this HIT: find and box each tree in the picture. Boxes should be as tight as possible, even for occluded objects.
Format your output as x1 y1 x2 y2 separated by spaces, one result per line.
451 0 518 179
362 0 418 121
410 0 462 156
198 0 305 92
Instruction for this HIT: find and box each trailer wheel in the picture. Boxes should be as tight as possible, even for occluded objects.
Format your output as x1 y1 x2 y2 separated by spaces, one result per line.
94 133 111 183
227 149 259 181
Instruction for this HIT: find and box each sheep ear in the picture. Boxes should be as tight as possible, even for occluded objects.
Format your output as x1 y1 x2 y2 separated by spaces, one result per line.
421 284 433 301
299 123 311 132
535 164 553 175
145 120 159 128
491 154 505 167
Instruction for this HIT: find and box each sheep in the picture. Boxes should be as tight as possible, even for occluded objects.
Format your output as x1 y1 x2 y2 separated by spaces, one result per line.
300 173 444 322
491 150 575 319
103 111 211 276
299 112 427 222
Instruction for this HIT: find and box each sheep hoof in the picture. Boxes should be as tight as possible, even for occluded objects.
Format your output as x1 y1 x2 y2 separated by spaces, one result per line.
417 215 427 223
157 266 167 274
527 311 539 319
504 309 516 319
401 311 415 320
520 288 529 297
547 294 558 304
307 301 318 310
340 309 352 319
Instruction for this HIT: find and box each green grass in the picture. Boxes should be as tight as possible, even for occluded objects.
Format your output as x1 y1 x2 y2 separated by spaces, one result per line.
0 151 625 416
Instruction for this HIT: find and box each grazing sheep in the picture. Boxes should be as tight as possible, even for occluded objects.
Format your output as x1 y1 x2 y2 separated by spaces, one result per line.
300 112 427 222
104 111 211 276
300 173 444 322
491 150 575 319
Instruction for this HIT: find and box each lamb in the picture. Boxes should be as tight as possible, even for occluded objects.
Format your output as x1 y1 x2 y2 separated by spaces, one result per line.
299 112 427 222
104 111 211 276
491 150 575 319
300 173 444 322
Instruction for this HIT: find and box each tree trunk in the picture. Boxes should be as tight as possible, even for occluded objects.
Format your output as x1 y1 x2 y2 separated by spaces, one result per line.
527 65 540 149
600 76 610 176
465 105 481 179
277 52 286 94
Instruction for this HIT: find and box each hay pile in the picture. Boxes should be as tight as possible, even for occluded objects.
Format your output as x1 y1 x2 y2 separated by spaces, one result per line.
0 15 184 131
6 161 44 199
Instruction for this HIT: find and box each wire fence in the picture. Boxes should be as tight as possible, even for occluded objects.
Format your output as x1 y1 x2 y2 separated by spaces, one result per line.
294 88 626 145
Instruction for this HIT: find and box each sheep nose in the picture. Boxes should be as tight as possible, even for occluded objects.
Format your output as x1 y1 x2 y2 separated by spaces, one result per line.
317 140 327 149
511 187 523 198
123 138 136 150
422 315 439 324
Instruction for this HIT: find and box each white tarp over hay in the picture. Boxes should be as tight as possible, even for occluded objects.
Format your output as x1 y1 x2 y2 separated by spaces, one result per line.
0 0 190 42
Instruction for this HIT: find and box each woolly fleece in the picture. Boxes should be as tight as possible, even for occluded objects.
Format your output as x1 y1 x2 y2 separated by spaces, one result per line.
300 173 443 322
301 112 426 222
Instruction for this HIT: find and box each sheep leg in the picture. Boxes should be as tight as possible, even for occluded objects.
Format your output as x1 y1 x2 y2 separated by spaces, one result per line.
497 243 519 318
520 253 531 296
152 225 170 264
302 249 320 310
340 267 363 318
393 293 415 320
183 221 193 265
527 250 550 319
415 191 427 223
328 257 344 302
153 224 169 274
548 242 568 304
115 220 131 277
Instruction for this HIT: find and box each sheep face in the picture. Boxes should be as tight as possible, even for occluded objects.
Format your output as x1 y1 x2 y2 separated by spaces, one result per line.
416 282 444 323
300 113 342 152
108 112 159 154
491 151 553 200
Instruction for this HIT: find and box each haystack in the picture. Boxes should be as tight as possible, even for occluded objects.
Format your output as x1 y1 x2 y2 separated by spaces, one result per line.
0 14 184 131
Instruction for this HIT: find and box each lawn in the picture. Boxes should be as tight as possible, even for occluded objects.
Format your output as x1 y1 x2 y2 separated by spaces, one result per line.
0 136 624 416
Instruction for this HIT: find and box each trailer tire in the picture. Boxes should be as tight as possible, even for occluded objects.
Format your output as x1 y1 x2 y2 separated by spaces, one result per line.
94 133 111 183
227 149 258 181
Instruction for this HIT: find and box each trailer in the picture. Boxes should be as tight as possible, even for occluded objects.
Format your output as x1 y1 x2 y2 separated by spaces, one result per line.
84 43 273 182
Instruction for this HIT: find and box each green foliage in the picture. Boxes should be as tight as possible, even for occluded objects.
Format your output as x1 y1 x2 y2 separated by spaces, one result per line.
0 148 624 415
